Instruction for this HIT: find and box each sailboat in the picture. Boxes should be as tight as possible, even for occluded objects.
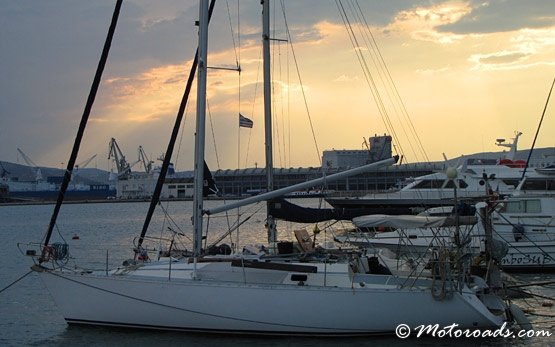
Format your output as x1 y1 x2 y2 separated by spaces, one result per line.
335 80 555 273
338 194 555 272
28 0 519 335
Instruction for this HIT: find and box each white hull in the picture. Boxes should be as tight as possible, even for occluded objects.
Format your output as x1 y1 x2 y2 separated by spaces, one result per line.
498 241 555 270
345 230 555 271
37 261 503 335
326 161 555 211
341 195 555 272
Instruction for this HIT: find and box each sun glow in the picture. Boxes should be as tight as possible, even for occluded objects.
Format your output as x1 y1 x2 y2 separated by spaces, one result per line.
51 2 555 169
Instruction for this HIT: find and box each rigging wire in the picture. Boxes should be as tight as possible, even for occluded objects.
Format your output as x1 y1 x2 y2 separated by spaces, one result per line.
272 88 284 167
175 92 191 171
520 77 555 181
274 3 288 167
230 0 242 172
345 1 406 137
158 85 193 247
276 1 330 230
271 1 284 167
492 208 554 260
279 41 287 167
225 0 240 69
207 203 266 248
335 0 406 161
335 0 444 213
207 100 233 233
279 0 321 166
348 0 429 163
287 38 291 168
207 101 222 171
222 0 243 251
345 0 417 161
159 203 192 243
353 0 429 163
244 48 262 168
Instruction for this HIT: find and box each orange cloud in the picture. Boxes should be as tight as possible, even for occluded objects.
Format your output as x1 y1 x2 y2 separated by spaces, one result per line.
469 28 555 71
95 62 194 124
387 1 472 44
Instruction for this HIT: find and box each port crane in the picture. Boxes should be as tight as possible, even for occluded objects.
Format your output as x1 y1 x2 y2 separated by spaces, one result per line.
138 146 154 174
71 154 99 184
16 148 43 181
75 154 97 170
108 138 132 179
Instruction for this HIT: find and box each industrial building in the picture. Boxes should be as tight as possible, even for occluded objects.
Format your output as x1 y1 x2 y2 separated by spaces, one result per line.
113 132 555 200
322 134 392 169
3 134 552 201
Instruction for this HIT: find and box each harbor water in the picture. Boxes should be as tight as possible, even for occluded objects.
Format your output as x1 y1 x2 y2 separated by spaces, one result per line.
1 200 553 346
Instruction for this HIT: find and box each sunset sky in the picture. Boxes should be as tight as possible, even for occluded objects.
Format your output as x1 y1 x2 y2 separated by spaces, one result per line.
1 0 554 172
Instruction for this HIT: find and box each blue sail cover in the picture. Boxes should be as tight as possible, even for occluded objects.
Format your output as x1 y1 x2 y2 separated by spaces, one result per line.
268 198 409 223
269 198 335 223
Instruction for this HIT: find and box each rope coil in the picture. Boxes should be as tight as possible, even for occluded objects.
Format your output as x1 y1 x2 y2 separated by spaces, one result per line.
47 243 69 261
431 249 455 301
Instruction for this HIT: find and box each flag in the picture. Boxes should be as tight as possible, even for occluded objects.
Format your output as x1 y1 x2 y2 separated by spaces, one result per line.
239 114 253 128
203 161 219 197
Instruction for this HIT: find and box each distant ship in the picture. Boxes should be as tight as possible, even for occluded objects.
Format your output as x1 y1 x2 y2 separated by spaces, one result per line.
5 178 116 201
1 155 116 202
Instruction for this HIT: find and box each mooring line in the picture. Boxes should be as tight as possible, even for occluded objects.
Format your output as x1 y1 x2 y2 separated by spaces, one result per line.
0 270 33 294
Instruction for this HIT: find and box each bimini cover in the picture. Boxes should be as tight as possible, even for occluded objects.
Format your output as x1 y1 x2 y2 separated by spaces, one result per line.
352 214 476 229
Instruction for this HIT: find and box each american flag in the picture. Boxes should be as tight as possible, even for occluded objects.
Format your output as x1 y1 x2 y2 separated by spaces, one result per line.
239 114 253 128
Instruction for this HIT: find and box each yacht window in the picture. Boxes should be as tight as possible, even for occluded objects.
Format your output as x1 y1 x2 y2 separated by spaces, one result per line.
505 201 524 213
526 200 541 213
522 179 555 191
458 179 468 188
505 199 541 213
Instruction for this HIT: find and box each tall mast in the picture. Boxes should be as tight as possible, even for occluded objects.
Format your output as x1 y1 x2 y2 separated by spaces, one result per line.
41 0 123 261
136 0 216 250
193 0 209 272
262 0 276 244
